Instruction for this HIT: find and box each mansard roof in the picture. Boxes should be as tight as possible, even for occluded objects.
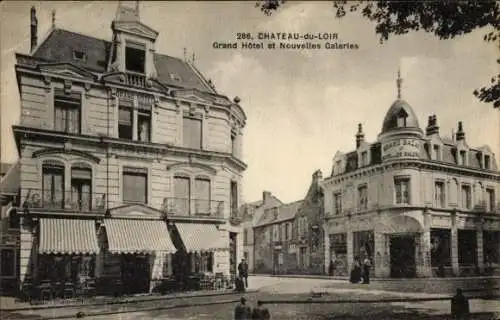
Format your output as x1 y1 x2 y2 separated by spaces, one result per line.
32 28 213 93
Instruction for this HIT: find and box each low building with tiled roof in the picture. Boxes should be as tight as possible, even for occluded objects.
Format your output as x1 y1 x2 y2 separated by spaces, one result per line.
240 191 282 272
9 2 247 297
323 71 500 279
253 171 324 275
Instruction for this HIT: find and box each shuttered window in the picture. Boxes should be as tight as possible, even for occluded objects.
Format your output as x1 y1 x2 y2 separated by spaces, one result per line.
122 168 147 204
42 164 65 209
183 117 202 149
173 177 190 214
71 167 92 211
54 89 81 134
194 178 210 214
119 106 133 140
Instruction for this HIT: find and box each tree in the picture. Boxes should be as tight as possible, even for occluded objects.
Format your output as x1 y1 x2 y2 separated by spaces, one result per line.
256 1 500 109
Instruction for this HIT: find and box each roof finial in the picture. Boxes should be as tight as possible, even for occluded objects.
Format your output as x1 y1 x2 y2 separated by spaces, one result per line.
135 1 140 18
51 9 56 28
183 48 187 61
192 52 196 64
396 68 403 99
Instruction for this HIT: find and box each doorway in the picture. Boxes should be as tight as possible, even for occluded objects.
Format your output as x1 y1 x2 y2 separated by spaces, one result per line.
121 254 150 294
229 232 237 280
390 235 416 278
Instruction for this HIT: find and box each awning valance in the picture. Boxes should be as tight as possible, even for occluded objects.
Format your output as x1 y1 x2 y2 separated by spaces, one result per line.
375 215 424 234
38 218 99 254
104 218 176 254
175 223 228 253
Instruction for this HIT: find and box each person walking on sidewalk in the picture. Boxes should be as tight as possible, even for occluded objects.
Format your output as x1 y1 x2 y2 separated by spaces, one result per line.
362 257 371 284
238 258 249 288
234 297 252 320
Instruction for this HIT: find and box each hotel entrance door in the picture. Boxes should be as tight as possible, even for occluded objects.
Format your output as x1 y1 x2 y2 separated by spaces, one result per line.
390 235 416 278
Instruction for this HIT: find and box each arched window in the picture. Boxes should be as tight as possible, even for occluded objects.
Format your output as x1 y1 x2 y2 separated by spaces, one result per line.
42 160 65 209
71 163 92 211
396 109 408 128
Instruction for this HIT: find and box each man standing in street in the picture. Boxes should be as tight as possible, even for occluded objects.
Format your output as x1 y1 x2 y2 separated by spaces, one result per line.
238 258 249 288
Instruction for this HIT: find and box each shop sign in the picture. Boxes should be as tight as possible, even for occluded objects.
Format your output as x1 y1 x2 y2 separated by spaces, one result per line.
382 138 421 161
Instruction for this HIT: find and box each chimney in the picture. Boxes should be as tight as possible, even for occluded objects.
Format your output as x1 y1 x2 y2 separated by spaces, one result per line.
355 123 365 148
426 114 439 135
312 169 323 182
455 121 465 141
30 6 38 53
263 191 271 204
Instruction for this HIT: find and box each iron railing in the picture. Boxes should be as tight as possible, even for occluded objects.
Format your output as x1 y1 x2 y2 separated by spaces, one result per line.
162 197 224 219
21 189 106 212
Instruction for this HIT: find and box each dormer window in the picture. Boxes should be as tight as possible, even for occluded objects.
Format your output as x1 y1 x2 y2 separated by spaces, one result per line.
361 151 368 167
73 50 86 61
484 155 491 169
433 145 440 161
125 41 146 73
459 150 467 166
396 109 408 127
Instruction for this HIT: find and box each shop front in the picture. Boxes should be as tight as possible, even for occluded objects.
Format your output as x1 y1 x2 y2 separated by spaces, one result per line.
35 218 99 300
99 218 176 295
172 222 230 290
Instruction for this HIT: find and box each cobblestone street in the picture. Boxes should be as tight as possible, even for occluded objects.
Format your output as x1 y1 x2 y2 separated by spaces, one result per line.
2 276 499 319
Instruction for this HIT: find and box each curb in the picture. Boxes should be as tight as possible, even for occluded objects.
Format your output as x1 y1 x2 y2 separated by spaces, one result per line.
44 298 244 320
1 289 260 312
264 274 500 281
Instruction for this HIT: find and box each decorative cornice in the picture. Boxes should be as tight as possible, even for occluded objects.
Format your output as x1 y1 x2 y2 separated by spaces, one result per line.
13 126 247 172
32 147 101 164
166 161 217 175
325 159 499 186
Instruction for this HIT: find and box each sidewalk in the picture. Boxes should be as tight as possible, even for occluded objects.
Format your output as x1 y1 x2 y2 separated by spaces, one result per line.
0 287 259 312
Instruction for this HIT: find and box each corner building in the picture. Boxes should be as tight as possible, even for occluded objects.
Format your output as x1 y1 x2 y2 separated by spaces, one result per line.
323 74 500 278
12 3 246 296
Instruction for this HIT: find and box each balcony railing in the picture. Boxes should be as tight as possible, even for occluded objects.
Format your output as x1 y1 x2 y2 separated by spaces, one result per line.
125 71 146 88
162 197 224 219
21 189 106 212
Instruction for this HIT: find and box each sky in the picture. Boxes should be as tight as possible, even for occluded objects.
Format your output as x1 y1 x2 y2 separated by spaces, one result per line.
0 1 498 204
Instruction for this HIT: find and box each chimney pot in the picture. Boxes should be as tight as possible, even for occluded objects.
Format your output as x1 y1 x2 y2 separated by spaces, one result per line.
30 6 38 53
456 121 465 141
263 191 271 203
355 123 365 148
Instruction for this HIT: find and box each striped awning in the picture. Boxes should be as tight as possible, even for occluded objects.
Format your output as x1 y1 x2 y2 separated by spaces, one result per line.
38 218 99 254
104 218 176 254
175 223 228 253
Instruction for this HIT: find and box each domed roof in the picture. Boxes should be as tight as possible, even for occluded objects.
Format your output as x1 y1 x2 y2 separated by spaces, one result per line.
381 99 421 134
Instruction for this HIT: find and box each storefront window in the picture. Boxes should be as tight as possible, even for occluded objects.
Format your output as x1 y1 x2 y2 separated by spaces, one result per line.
430 229 451 268
0 249 15 277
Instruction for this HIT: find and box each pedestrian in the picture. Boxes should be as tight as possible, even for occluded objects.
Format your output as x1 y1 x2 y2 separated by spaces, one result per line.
328 259 335 276
238 258 249 288
234 276 246 292
349 256 362 283
234 296 252 320
252 300 271 319
451 288 470 320
362 257 371 284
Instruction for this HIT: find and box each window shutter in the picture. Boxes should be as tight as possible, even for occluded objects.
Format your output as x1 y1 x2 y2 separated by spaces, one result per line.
71 168 91 180
123 171 147 203
119 108 132 125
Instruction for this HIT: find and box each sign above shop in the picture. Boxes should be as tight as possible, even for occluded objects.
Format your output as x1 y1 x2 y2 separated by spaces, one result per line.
382 138 421 161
